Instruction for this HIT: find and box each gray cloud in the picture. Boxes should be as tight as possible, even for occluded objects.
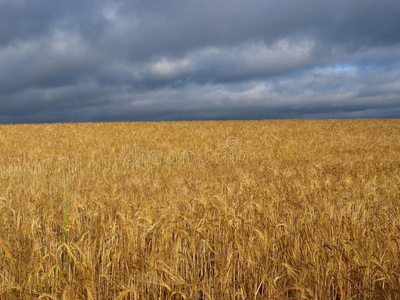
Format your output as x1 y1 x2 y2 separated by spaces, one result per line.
0 0 400 123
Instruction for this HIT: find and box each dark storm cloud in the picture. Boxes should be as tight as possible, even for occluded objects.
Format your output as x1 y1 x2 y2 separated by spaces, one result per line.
105 0 400 60
0 0 400 123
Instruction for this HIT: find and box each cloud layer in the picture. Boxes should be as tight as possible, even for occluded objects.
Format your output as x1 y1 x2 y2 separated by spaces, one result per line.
1 0 400 123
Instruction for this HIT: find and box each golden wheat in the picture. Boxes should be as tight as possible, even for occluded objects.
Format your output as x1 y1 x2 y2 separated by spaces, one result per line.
0 119 399 299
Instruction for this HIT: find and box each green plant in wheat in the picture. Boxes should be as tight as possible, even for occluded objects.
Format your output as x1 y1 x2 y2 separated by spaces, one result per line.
62 192 70 244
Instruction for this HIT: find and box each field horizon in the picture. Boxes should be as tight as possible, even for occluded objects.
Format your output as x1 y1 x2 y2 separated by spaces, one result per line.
2 117 399 127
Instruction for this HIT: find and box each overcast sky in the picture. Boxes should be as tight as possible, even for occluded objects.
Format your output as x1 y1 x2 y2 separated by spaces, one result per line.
1 0 400 123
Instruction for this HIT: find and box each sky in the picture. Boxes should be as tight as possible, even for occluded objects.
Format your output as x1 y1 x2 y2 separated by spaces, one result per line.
1 0 400 123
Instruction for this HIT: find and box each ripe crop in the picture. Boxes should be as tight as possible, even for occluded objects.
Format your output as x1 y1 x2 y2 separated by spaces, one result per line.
0 119 399 299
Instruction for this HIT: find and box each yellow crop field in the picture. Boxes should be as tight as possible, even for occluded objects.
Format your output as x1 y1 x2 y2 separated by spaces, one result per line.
0 119 399 300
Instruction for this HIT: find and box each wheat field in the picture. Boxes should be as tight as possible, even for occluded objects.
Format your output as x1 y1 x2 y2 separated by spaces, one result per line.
0 119 399 299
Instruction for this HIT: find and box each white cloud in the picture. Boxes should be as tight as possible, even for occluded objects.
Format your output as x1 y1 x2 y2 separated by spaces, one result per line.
150 58 192 78
235 40 314 73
